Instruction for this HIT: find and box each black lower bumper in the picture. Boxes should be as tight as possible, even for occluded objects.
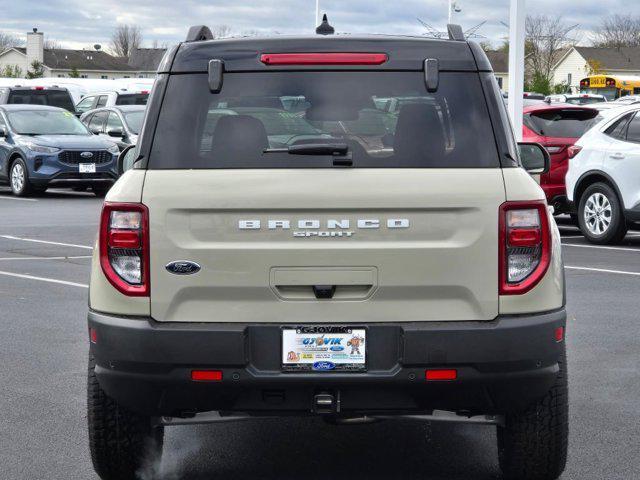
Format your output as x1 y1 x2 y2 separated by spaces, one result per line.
88 309 566 417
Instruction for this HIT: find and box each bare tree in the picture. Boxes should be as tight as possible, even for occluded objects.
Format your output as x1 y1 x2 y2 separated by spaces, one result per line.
526 15 578 84
0 32 22 53
44 38 61 50
211 25 232 39
593 14 640 48
110 25 143 57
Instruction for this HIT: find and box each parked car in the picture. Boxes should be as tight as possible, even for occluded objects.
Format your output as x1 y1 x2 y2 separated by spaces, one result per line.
566 105 640 243
522 103 601 213
612 95 640 106
0 86 77 114
545 93 606 105
75 90 150 116
80 105 145 150
87 25 567 480
0 105 120 196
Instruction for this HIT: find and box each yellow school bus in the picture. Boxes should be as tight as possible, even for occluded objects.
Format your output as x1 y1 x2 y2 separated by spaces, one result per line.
579 75 640 100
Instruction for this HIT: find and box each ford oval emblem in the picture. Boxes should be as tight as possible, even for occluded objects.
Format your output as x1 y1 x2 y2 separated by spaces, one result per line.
80 151 94 159
313 361 335 371
165 261 201 275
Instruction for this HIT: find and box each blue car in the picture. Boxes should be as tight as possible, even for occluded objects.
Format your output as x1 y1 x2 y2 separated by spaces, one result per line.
0 105 120 196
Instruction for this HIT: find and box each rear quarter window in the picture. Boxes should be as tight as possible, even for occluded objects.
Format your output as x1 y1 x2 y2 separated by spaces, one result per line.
148 71 499 169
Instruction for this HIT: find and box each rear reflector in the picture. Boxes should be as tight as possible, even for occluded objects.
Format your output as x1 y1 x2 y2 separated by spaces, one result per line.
425 369 457 381
260 52 388 66
89 328 97 344
555 326 564 342
108 230 141 249
191 370 223 382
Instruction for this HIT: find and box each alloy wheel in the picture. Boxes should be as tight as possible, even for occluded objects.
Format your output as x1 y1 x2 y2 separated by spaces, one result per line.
583 192 612 236
11 163 25 193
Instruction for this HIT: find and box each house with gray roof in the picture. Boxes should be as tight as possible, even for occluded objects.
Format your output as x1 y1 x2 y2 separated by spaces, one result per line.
0 28 162 79
553 46 640 93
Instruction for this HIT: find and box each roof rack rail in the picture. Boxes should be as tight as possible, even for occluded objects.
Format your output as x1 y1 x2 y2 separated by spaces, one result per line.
185 25 213 42
447 24 465 41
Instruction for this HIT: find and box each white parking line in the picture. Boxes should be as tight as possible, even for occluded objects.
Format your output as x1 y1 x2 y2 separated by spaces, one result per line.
0 255 92 261
0 270 88 288
565 265 640 277
0 235 93 250
0 196 37 202
561 243 640 253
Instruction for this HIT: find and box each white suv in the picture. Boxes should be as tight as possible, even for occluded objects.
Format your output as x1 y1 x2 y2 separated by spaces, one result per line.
566 105 640 243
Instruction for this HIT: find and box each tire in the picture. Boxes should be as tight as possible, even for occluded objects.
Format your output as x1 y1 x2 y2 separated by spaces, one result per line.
87 354 164 480
92 185 111 197
497 345 568 480
577 182 627 244
9 158 33 197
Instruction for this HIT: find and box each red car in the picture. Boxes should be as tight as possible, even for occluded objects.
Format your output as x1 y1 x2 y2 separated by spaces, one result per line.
522 103 601 213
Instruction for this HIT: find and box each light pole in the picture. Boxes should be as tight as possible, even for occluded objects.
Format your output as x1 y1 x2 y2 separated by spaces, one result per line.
448 0 461 24
507 0 525 141
315 0 320 27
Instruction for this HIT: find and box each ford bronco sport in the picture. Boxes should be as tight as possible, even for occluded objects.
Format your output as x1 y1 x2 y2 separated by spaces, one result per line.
87 22 568 480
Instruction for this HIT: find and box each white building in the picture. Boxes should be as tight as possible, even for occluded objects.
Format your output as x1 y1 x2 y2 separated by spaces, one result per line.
485 51 509 92
0 28 161 79
553 46 640 93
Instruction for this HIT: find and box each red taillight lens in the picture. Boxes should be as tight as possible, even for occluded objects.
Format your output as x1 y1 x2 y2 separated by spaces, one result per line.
544 145 565 154
499 202 551 295
191 370 223 382
555 326 564 342
99 202 149 296
567 145 582 159
425 369 457 381
260 52 388 66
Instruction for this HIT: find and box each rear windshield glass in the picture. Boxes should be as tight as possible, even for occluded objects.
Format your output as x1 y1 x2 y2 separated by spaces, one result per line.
149 72 499 169
8 90 76 112
566 97 604 105
524 109 600 138
124 111 144 134
116 93 148 106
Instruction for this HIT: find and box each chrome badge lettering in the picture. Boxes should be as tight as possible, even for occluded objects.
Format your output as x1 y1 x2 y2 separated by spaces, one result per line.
238 218 409 237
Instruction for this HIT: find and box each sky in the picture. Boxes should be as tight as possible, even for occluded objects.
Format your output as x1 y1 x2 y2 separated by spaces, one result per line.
1 0 640 51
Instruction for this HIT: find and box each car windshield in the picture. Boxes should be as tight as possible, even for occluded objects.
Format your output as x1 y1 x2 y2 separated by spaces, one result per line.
123 111 145 134
8 90 76 112
149 71 499 169
524 108 600 138
116 93 149 106
7 110 90 135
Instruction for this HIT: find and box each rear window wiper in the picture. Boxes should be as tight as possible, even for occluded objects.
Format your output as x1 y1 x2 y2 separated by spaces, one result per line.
263 143 352 166
264 143 349 156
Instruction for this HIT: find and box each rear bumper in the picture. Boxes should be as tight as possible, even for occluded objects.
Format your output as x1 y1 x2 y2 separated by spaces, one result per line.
88 308 566 417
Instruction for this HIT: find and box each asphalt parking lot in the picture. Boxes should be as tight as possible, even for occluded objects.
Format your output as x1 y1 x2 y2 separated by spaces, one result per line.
0 188 639 480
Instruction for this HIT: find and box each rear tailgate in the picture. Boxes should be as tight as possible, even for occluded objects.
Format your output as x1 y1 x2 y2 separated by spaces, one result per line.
144 168 505 323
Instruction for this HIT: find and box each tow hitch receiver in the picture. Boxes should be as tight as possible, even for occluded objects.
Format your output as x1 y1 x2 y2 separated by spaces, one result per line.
314 391 339 414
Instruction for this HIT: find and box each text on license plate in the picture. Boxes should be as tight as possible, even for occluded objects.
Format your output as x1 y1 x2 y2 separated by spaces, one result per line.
282 326 366 372
79 163 96 173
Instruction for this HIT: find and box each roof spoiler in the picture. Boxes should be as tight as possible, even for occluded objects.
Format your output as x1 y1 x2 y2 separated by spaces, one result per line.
447 24 465 41
185 25 213 42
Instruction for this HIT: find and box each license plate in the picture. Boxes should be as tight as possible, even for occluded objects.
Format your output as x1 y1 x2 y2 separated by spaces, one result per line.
282 326 366 372
79 163 96 173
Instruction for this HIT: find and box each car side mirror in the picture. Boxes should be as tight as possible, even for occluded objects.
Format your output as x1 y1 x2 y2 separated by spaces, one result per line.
90 128 101 135
108 129 124 138
117 145 137 175
518 142 550 175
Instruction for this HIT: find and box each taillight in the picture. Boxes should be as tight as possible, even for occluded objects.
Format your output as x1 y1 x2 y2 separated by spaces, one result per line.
544 145 565 154
567 145 582 159
260 52 388 65
99 202 149 296
499 201 551 295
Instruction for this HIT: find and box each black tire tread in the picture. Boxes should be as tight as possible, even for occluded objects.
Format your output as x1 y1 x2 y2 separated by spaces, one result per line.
498 346 568 480
87 354 163 480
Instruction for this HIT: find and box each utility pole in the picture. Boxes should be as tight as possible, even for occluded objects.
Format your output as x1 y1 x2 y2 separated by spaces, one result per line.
448 0 453 24
315 0 320 27
507 0 525 141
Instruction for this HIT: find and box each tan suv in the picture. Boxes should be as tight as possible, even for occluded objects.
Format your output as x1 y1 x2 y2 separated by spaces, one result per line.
87 23 568 480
